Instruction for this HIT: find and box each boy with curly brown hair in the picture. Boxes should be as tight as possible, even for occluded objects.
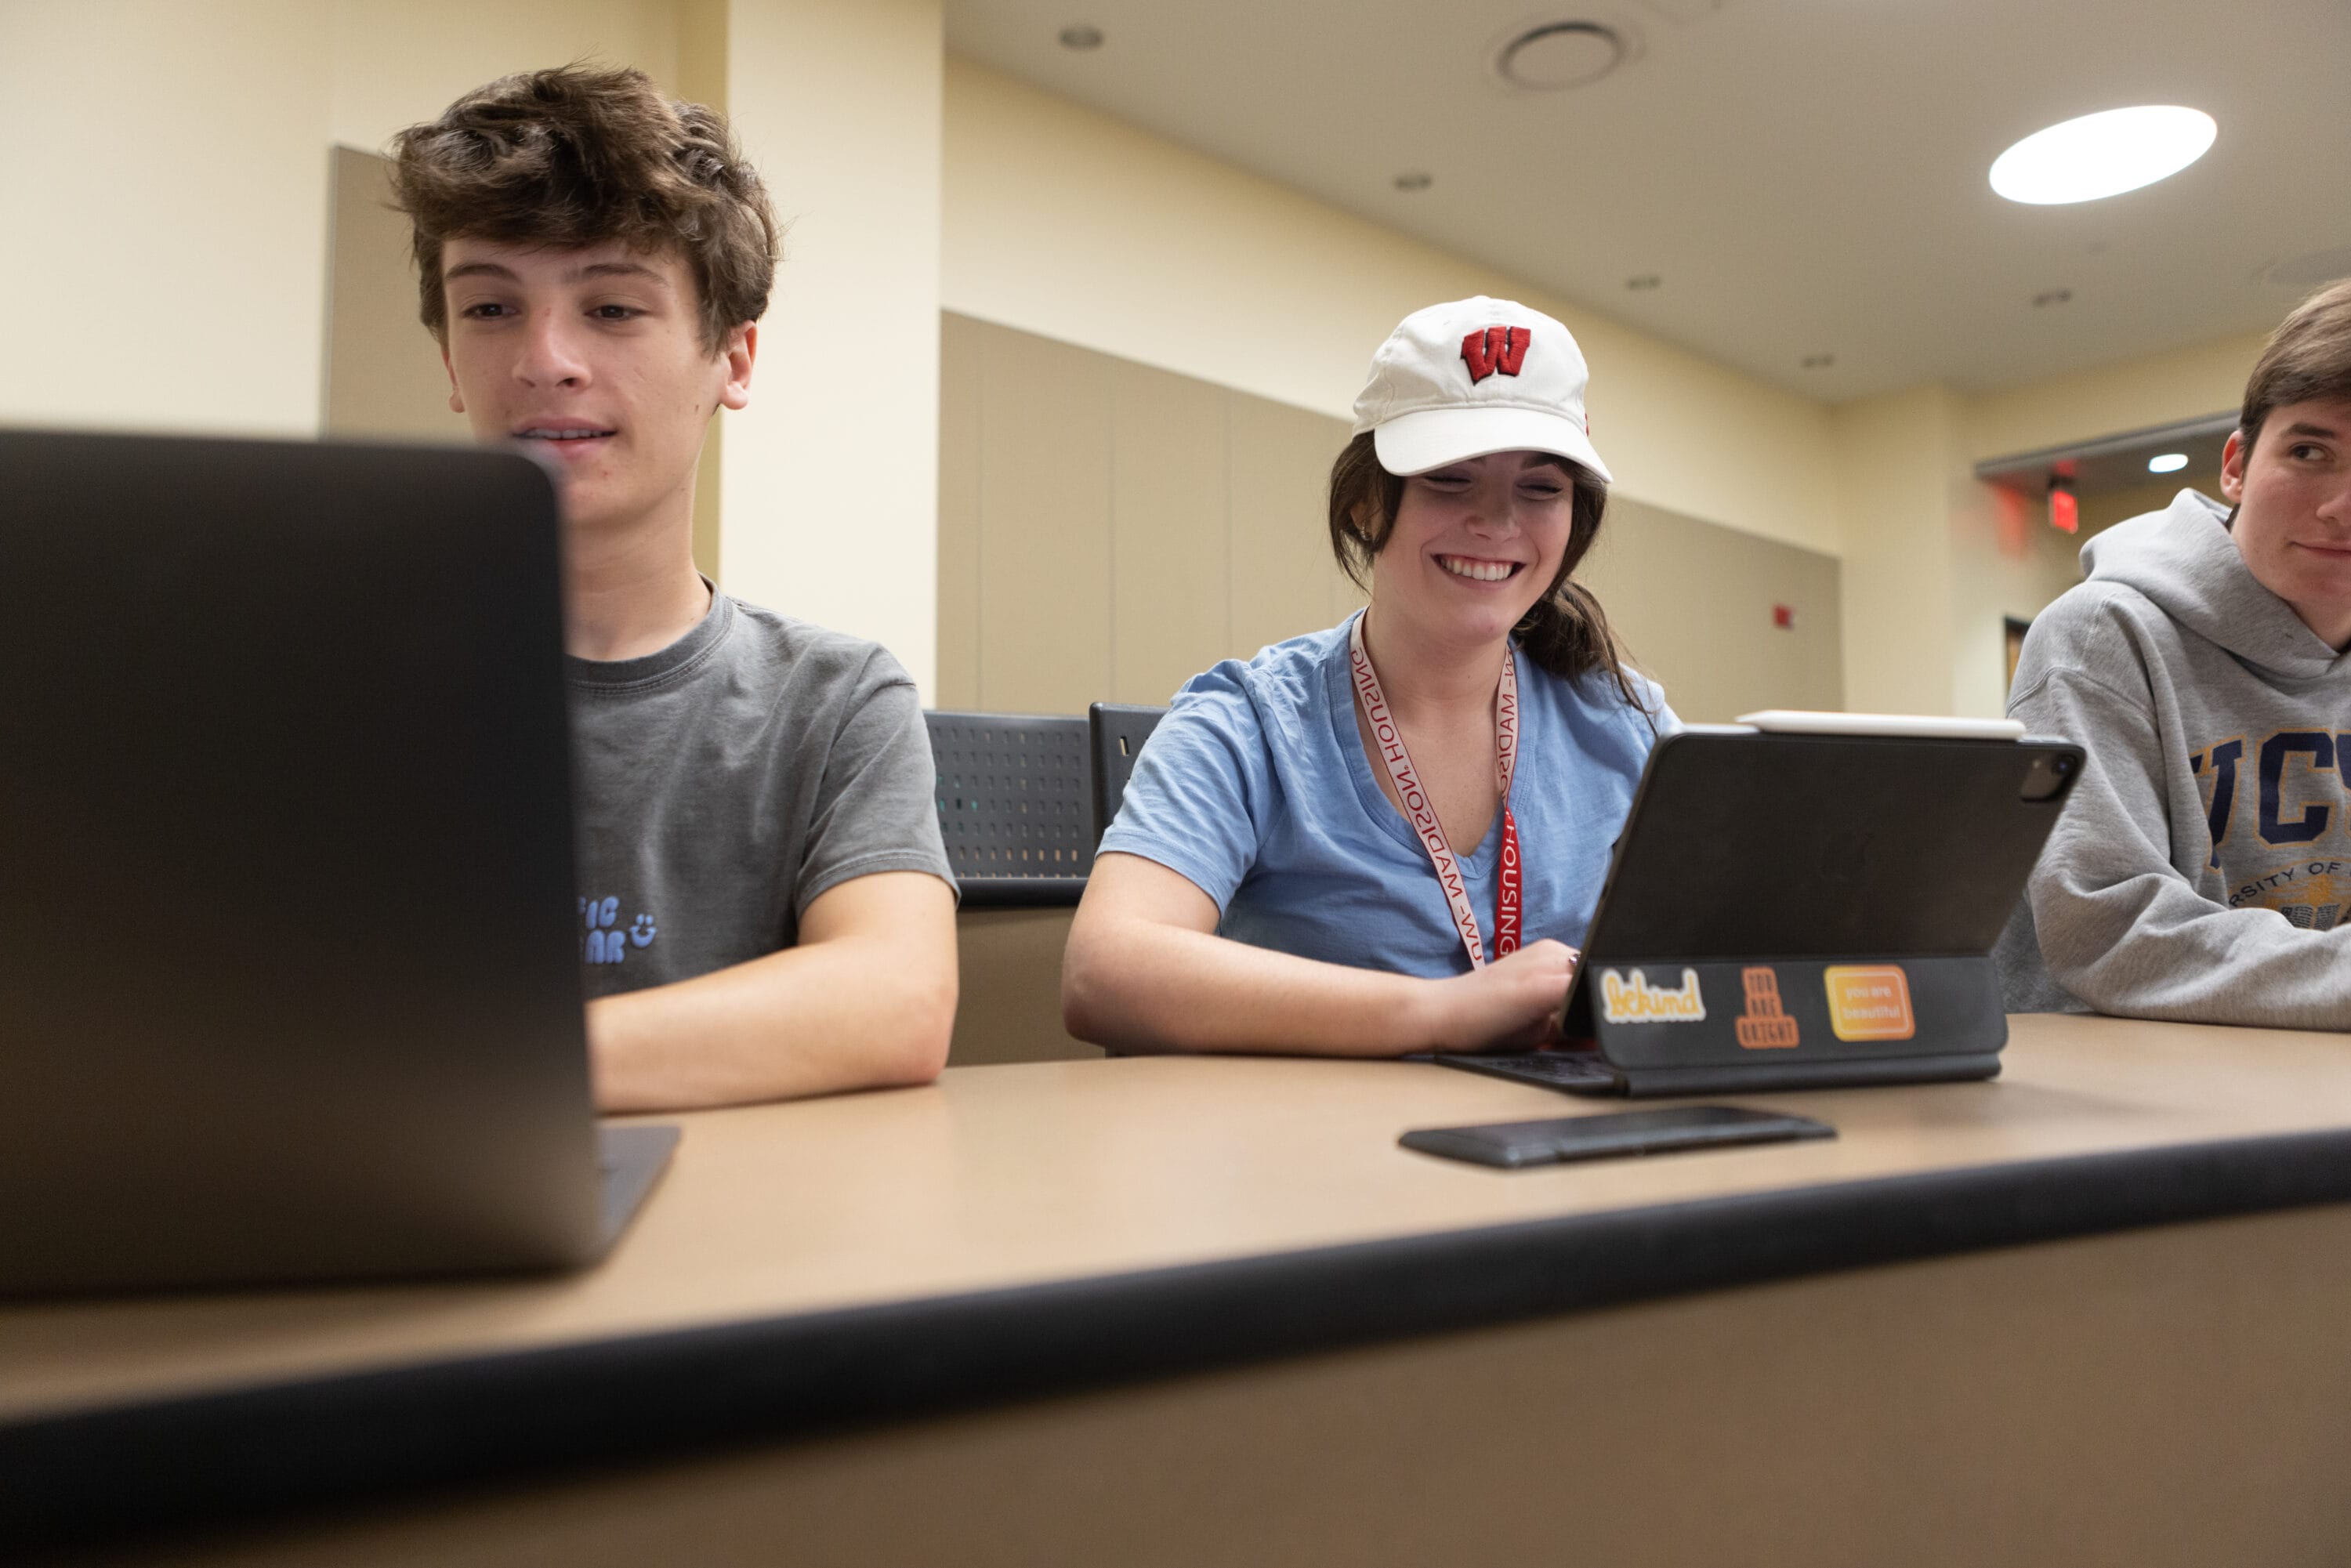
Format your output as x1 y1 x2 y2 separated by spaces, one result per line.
391 65 956 1110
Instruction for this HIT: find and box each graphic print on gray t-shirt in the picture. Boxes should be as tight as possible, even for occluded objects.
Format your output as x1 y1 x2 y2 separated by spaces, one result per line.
567 590 954 1000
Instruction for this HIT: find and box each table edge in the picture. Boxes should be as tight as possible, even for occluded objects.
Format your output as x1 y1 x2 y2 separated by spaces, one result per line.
9 1125 2351 1552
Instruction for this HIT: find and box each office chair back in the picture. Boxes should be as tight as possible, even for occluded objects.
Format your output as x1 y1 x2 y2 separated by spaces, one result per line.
1089 703 1168 849
926 711 1092 906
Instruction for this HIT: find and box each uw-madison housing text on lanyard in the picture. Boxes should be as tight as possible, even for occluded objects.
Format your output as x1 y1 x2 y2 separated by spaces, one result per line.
1348 612 1521 970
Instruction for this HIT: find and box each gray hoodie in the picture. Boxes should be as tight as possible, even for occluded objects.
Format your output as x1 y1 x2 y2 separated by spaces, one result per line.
1998 488 2351 1026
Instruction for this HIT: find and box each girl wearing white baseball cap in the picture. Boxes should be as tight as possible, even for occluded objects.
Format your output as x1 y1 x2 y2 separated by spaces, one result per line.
1064 297 1676 1056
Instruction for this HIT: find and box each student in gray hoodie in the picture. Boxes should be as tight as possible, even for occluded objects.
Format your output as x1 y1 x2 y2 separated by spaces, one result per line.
2002 280 2351 1027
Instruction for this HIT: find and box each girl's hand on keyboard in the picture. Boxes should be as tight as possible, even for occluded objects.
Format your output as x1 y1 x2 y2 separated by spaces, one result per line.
1422 940 1579 1054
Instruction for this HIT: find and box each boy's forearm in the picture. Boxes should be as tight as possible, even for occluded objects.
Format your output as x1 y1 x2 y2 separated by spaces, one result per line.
587 928 956 1112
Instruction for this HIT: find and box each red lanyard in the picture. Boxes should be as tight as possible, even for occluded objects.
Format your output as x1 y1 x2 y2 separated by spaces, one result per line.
1348 613 1521 970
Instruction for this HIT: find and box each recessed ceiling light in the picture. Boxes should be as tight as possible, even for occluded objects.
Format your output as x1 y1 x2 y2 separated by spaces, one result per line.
2148 452 2190 474
1057 24 1103 50
1800 353 1835 369
1497 21 1625 90
1990 106 2215 205
1393 171 1433 192
1625 273 1661 292
2033 288 2073 307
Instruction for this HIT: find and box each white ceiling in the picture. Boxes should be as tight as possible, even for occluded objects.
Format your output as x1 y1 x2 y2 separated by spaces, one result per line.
944 0 2351 400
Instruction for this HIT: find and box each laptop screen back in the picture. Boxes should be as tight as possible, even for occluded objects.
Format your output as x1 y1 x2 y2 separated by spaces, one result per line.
0 431 602 1293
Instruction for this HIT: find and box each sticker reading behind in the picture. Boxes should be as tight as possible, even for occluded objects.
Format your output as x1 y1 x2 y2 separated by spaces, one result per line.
1824 965 1916 1041
1599 967 1707 1024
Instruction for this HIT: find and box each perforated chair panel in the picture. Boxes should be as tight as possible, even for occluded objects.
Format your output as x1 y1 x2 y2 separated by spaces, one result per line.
1089 703 1168 849
927 711 1092 907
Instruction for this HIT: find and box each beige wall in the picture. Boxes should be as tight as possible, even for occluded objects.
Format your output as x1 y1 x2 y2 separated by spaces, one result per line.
1965 331 2262 465
942 315 1841 723
1833 389 1963 715
1947 331 2257 714
1827 320 2263 719
0 10 2279 719
327 0 680 153
0 1 335 438
937 54 2279 721
1949 463 2085 719
1580 498 1842 723
1951 331 2259 713
937 313 1358 713
940 58 1843 563
2080 473 2225 538
720 0 944 693
324 149 473 444
0 1 695 441
1834 386 2087 719
3 0 946 690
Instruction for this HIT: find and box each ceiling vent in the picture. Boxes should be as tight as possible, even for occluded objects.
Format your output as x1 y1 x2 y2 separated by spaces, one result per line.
1633 0 1724 20
1495 21 1630 90
2262 244 2351 294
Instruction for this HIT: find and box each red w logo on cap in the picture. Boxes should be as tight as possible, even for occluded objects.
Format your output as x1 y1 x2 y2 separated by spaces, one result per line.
1460 325 1531 383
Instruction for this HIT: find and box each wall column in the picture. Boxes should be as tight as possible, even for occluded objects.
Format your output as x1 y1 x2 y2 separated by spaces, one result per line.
1835 384 2090 719
1835 388 1963 715
719 0 944 695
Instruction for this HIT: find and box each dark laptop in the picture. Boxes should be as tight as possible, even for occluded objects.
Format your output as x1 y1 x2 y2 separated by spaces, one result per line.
1441 719 2084 1098
0 429 675 1295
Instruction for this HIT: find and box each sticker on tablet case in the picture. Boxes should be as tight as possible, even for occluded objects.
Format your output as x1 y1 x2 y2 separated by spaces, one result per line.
1599 967 1707 1024
1824 965 1915 1041
1733 966 1800 1049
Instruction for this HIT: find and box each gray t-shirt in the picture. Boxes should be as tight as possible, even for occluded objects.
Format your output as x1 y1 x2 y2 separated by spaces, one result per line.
567 589 953 999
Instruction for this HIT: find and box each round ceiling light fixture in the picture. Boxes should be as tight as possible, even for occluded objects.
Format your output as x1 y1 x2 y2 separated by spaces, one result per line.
1990 106 2215 205
1057 24 1103 50
1497 21 1625 90
2148 452 2190 474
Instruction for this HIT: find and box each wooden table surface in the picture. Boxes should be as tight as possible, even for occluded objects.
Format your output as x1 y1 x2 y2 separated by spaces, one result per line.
10 1010 2351 1432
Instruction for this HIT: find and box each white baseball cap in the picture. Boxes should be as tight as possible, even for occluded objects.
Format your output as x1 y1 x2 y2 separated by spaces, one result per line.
1350 295 1612 483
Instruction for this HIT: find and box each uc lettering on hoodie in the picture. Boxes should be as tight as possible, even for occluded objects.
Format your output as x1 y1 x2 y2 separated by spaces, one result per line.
2194 730 2351 925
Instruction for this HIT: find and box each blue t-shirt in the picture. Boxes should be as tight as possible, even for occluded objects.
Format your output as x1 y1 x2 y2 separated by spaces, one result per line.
1097 615 1676 978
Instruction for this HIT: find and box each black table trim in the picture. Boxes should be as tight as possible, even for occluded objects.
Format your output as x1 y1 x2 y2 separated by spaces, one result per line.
11 1126 2351 1555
